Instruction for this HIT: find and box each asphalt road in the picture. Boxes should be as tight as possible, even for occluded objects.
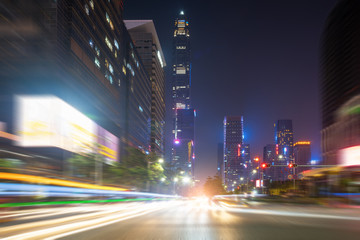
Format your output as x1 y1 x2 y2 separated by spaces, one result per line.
1 199 360 240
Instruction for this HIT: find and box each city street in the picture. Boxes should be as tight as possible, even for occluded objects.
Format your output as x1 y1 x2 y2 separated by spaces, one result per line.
1 199 359 240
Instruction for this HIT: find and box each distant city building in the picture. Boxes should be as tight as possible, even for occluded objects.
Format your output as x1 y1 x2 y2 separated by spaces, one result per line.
294 141 311 165
217 143 224 177
223 116 245 191
172 11 195 177
263 144 277 181
241 143 251 180
294 141 311 175
275 120 294 181
0 0 151 169
321 0 360 166
124 20 166 157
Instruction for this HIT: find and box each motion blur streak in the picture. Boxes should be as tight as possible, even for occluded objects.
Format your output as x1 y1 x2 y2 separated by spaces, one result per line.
0 202 146 235
2 201 180 240
219 202 360 221
0 172 128 191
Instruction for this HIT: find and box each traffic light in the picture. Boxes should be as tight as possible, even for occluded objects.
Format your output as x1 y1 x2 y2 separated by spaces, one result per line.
288 163 298 168
261 163 271 168
254 157 260 162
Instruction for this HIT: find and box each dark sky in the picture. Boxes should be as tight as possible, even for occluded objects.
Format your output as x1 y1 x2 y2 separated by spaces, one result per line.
124 0 339 183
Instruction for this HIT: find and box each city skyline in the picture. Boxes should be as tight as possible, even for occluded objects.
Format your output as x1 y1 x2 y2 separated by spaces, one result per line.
124 0 339 182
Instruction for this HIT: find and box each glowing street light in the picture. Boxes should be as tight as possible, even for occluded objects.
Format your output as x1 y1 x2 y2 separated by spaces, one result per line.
174 177 179 182
161 177 166 182
240 177 244 181
158 158 164 164
182 176 190 184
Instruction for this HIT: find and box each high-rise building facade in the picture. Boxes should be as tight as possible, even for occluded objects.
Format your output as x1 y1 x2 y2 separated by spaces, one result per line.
217 143 224 177
124 20 166 157
223 116 245 191
172 11 195 177
294 141 311 174
275 120 294 160
274 120 294 181
263 144 277 181
321 0 360 165
0 0 151 167
241 143 251 179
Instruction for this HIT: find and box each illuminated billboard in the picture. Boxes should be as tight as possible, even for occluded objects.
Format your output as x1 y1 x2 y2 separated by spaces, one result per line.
339 146 360 166
15 95 118 162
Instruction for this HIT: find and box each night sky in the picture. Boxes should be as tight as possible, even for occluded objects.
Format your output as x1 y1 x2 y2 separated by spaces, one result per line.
124 0 339 183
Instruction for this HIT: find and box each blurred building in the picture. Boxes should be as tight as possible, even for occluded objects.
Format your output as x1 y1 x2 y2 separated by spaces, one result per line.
217 143 224 177
294 141 311 165
172 11 195 177
263 144 277 181
124 20 166 157
0 0 151 170
223 116 245 191
274 120 294 181
241 143 251 180
321 0 360 166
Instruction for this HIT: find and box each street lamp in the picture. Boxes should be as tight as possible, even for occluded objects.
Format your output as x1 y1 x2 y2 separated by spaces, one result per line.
158 158 164 164
173 177 179 194
182 176 190 184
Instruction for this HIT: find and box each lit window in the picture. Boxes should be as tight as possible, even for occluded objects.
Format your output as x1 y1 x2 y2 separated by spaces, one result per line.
95 46 100 56
105 72 113 84
114 39 119 50
114 51 117 58
176 67 186 74
109 63 113 74
105 36 113 51
85 4 89 15
89 0 94 10
118 79 121 87
105 59 109 68
95 57 100 68
106 12 114 30
122 66 126 75
139 106 143 113
157 51 164 68
177 28 185 35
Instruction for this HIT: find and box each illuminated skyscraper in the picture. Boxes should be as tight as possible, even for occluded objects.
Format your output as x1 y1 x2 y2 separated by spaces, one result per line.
274 120 294 181
172 11 195 177
223 116 245 191
124 20 166 157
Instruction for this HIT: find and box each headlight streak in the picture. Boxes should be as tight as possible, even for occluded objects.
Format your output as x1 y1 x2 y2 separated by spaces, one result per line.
1 201 182 240
0 202 147 236
218 202 360 221
0 183 178 199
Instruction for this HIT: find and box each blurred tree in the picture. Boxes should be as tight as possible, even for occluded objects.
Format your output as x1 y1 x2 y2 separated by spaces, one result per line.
203 175 226 197
0 158 18 172
66 152 98 179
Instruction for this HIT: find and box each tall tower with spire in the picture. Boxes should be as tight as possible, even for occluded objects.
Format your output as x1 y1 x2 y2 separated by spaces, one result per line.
171 11 195 178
